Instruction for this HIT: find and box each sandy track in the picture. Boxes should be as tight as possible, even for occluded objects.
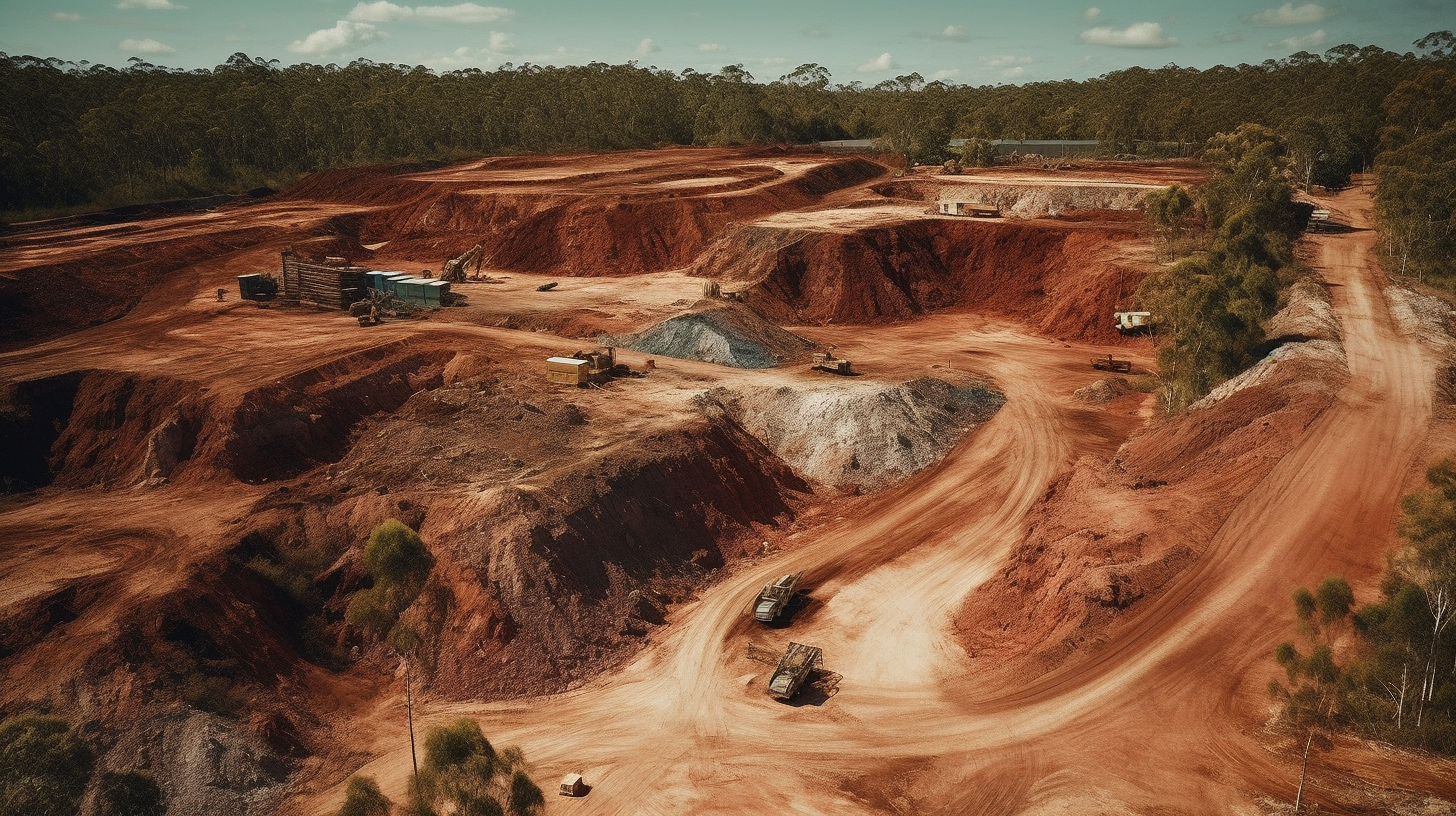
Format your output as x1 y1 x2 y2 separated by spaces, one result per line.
308 319 1108 815
295 182 1454 816
3 154 1446 814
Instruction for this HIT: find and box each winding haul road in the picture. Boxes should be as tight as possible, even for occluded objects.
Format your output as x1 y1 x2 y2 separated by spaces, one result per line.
304 182 1451 815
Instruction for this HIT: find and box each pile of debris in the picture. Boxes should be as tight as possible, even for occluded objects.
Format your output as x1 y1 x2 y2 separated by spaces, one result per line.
607 301 814 369
698 376 1004 492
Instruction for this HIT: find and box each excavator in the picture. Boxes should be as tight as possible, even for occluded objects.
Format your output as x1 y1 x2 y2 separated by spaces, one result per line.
351 289 414 326
440 244 484 283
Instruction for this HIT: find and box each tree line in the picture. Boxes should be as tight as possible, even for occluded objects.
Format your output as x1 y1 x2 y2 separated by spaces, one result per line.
1272 459 1456 754
1 34 1453 218
1136 123 1303 410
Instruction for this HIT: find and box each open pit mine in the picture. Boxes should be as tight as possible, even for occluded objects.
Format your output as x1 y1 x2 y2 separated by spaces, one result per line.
2 146 1452 815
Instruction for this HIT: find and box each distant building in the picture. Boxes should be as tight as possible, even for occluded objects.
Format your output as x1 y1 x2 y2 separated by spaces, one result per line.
819 138 1104 159
818 137 1191 161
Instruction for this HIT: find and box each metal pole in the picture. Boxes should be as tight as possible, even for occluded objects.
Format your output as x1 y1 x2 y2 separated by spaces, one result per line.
1294 728 1313 813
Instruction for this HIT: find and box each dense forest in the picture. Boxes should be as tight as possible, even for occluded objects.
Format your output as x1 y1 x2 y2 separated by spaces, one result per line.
0 39 1445 193
4 33 1455 286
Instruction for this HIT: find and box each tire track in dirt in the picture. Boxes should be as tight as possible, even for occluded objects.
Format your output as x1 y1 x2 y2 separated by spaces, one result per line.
269 179 1448 815
303 322 1114 816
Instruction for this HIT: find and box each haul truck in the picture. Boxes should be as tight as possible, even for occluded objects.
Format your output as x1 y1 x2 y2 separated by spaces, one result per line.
754 572 802 623
767 642 822 701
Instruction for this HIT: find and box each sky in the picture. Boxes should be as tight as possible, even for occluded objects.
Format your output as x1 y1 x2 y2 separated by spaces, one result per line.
2 0 1451 85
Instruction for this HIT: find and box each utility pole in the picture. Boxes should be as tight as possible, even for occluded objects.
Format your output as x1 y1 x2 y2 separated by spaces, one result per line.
405 657 419 779
1294 728 1313 813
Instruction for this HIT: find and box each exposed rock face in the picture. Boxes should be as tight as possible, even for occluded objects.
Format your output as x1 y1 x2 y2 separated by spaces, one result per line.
102 711 292 816
698 376 1005 493
692 219 1148 341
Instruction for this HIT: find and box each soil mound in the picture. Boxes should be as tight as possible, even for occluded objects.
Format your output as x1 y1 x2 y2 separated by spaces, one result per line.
223 341 453 484
608 300 816 368
956 300 1349 681
296 381 812 699
1265 277 1339 345
693 219 1149 342
1073 376 1134 404
698 375 1005 492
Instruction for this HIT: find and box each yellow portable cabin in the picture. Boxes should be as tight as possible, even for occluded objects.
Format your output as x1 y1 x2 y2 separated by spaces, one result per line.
547 356 590 385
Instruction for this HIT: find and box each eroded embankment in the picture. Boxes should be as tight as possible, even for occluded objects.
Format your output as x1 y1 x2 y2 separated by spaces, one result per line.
0 547 320 815
355 154 888 276
873 177 1158 218
955 280 1349 679
693 218 1150 342
0 340 456 492
0 223 287 350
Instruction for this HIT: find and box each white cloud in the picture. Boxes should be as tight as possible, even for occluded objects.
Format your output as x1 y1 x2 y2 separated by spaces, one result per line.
1003 66 1026 78
931 68 960 80
1250 3 1328 26
1216 31 1244 43
913 24 967 42
50 11 82 21
433 45 503 68
1079 22 1177 48
635 38 659 56
288 20 379 54
489 30 516 53
1272 29 1326 50
1083 7 1102 22
417 4 511 22
348 1 410 21
858 52 895 72
347 2 512 24
118 37 176 54
698 42 725 52
981 54 1032 68
116 0 181 8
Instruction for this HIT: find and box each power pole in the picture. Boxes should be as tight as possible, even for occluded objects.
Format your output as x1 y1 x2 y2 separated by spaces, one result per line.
1294 728 1313 813
405 658 419 780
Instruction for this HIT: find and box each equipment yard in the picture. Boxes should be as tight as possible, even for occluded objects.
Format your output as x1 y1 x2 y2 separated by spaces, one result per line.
1 146 1453 815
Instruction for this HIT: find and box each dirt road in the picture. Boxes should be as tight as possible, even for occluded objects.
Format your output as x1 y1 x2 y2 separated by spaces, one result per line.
298 184 1453 815
4 153 1447 814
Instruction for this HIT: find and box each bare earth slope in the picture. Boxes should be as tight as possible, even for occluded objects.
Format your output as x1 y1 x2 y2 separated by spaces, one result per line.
1 153 1451 816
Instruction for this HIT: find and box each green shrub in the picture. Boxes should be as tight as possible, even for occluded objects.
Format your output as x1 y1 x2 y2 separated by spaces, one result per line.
413 720 542 816
98 770 166 816
0 713 94 816
337 775 391 816
347 520 435 650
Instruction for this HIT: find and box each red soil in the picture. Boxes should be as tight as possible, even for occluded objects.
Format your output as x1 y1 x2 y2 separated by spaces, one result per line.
0 149 1448 816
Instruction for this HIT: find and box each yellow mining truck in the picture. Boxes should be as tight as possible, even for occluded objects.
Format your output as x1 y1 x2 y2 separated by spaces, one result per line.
754 572 802 623
547 347 616 386
811 349 852 375
767 642 822 701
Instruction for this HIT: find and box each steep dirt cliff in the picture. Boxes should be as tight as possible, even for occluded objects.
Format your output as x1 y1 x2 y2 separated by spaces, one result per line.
694 218 1149 342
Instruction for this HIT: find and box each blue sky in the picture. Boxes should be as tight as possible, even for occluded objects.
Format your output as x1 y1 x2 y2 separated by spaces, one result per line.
2 1 1451 84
